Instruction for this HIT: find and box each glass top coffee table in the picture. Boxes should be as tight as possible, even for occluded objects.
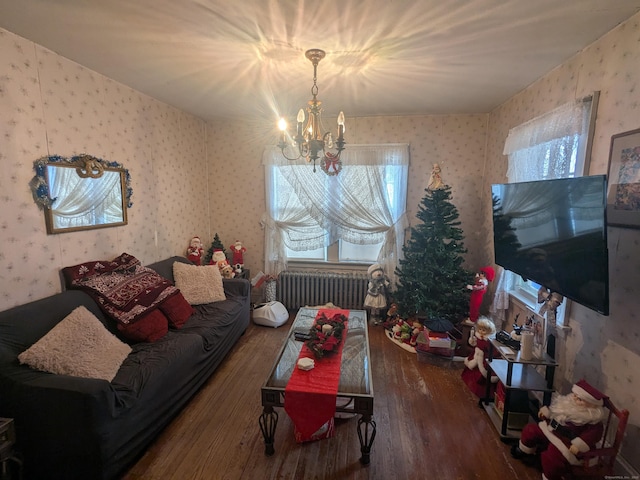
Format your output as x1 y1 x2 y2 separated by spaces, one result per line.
259 308 376 464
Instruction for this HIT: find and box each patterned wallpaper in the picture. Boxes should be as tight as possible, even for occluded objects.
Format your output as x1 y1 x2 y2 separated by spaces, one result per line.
0 28 209 309
486 14 640 468
1 10 639 471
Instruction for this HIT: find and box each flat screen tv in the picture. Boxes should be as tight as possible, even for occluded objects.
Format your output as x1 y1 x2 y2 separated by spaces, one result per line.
492 175 609 316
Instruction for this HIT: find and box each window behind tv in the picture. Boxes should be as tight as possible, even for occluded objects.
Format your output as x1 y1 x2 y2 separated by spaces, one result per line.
494 94 601 324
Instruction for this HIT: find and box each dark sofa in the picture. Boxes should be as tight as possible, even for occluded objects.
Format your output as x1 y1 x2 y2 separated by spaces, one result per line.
0 256 250 480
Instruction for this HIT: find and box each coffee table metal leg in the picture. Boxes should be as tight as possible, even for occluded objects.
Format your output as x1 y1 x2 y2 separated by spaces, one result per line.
357 414 376 465
259 407 278 456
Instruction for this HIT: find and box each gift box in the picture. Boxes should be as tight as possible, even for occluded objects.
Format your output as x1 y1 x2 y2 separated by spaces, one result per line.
416 331 456 367
416 330 456 357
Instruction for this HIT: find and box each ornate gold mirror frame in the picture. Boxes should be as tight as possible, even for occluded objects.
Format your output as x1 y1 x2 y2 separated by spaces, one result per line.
30 154 133 234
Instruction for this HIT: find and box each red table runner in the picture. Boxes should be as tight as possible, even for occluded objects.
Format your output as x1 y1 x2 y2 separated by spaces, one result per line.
284 309 350 442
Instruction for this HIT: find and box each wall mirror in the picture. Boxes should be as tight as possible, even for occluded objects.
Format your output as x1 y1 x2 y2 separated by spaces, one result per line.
30 154 132 234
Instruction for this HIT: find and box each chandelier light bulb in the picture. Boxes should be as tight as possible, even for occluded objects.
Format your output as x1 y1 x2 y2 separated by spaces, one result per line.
338 111 346 134
278 118 287 131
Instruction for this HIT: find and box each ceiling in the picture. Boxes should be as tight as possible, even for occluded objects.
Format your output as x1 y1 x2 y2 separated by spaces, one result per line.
1 0 640 122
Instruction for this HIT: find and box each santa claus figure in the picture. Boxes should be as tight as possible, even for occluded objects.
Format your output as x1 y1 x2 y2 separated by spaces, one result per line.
511 379 606 480
229 240 246 269
209 249 227 267
186 236 204 265
466 266 495 323
460 316 497 398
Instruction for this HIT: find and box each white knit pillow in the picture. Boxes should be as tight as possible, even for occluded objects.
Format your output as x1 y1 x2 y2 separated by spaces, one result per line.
18 306 131 382
172 262 226 305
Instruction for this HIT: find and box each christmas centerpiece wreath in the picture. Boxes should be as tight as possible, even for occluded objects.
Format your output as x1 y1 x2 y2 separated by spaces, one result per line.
305 311 348 358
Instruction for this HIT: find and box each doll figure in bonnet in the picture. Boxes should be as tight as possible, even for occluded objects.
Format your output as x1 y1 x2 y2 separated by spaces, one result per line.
364 263 390 324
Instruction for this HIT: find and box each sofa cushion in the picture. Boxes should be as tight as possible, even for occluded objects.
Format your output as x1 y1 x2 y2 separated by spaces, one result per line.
17 305 131 381
117 308 169 343
173 262 226 305
159 292 194 328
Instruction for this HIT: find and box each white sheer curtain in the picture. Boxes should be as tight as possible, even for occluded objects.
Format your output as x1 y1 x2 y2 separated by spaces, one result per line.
49 166 123 229
491 98 592 325
262 144 409 281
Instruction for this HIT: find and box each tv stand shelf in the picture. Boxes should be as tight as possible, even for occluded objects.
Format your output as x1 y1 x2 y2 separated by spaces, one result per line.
489 360 552 391
481 338 557 441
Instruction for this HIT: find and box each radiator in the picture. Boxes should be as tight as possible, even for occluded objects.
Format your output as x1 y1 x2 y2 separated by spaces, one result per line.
277 271 369 310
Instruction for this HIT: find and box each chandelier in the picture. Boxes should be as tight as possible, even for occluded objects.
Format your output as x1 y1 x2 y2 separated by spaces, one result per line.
277 49 346 175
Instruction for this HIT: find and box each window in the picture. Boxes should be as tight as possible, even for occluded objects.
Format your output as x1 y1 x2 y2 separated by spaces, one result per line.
284 238 384 262
493 95 597 327
262 144 409 278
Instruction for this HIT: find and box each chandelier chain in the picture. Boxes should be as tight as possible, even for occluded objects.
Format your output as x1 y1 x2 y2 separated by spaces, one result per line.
311 63 319 98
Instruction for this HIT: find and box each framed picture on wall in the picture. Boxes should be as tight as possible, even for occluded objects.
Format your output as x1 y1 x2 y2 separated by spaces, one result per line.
607 128 640 228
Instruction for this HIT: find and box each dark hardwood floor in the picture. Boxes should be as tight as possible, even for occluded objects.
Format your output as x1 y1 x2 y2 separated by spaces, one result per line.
123 315 542 480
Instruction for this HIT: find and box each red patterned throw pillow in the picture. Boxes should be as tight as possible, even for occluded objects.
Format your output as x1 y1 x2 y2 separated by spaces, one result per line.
117 309 168 343
159 292 194 329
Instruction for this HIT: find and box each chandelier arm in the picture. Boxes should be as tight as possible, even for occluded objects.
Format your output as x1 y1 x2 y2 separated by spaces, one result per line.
278 146 303 162
278 137 306 161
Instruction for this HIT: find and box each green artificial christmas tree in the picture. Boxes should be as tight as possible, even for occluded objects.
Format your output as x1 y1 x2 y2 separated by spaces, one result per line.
393 173 472 323
203 233 226 266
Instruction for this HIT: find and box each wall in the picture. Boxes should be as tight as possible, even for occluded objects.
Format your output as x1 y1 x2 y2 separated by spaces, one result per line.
485 13 640 468
205 114 491 279
0 28 209 311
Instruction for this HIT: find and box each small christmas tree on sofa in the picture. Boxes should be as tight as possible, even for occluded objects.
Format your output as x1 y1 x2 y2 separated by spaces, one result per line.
203 233 226 266
393 165 471 323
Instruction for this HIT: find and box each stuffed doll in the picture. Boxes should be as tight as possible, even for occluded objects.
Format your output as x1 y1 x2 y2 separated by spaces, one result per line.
187 236 204 265
512 379 606 480
229 240 246 269
364 263 390 323
466 266 495 323
460 316 497 398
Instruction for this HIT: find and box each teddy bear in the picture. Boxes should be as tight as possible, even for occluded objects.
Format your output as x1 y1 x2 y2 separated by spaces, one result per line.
219 263 235 279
